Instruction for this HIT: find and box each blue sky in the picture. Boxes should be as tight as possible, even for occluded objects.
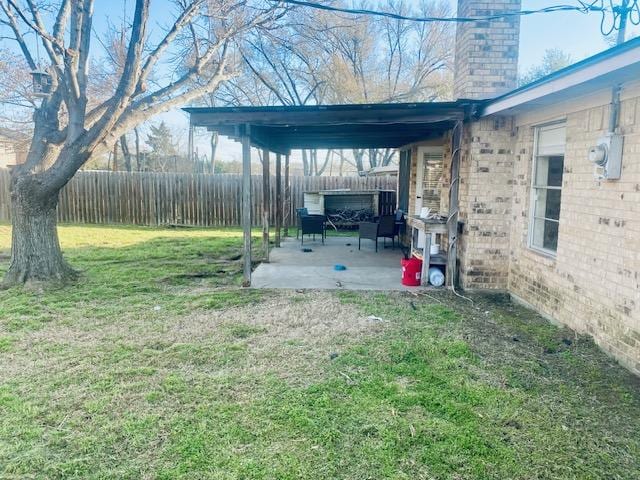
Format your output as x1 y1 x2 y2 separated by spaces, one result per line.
518 0 615 70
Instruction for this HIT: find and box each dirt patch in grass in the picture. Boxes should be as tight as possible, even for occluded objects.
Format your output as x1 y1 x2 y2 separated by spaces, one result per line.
0 289 393 479
7 291 386 388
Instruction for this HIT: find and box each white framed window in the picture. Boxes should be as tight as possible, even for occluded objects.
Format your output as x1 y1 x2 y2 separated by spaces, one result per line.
528 122 566 255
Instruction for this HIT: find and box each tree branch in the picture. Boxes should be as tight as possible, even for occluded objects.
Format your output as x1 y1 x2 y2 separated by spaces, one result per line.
0 1 36 69
135 0 203 96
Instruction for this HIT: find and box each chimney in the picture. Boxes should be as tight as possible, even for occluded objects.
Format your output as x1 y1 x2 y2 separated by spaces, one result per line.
454 0 521 99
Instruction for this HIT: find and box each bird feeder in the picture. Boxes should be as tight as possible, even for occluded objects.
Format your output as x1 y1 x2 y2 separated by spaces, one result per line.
31 70 52 97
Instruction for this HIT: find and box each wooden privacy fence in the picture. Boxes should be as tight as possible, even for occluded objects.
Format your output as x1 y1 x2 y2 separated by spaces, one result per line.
0 169 397 227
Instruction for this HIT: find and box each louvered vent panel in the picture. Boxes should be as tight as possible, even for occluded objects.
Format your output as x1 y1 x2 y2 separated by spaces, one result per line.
421 151 443 212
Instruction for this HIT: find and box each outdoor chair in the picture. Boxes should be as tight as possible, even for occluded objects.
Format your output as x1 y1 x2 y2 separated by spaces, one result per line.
296 207 309 239
300 214 326 244
358 214 396 251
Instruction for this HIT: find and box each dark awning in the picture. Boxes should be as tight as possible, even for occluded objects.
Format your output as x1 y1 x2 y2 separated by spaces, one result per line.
183 101 481 154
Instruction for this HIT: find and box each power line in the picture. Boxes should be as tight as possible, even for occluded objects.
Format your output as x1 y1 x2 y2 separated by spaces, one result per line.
273 0 607 23
599 0 640 37
274 0 640 37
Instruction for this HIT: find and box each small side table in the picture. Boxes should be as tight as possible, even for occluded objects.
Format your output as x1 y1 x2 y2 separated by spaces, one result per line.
406 216 448 286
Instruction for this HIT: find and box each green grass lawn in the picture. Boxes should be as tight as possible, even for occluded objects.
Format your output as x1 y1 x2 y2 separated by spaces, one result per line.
1 224 639 479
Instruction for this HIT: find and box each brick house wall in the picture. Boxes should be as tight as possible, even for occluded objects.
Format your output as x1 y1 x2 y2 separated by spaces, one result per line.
457 116 515 289
402 0 640 375
506 84 640 375
452 81 640 374
399 87 639 375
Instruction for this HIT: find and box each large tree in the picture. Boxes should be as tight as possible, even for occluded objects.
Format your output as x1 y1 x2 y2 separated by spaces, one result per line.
0 0 281 285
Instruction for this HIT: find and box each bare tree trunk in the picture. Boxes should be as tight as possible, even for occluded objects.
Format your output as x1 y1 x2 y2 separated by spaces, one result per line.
121 135 132 172
310 150 317 176
368 148 377 168
352 149 365 172
3 174 76 286
112 140 119 171
210 131 218 174
134 127 141 171
316 149 332 176
381 148 394 166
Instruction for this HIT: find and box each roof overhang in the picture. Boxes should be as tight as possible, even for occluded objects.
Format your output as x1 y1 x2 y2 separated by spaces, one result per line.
184 101 479 155
483 37 640 117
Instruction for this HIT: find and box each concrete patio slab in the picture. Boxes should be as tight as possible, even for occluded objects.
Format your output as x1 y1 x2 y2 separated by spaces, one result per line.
251 235 421 290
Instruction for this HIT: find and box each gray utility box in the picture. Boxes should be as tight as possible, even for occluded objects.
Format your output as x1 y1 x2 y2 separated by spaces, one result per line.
590 133 624 180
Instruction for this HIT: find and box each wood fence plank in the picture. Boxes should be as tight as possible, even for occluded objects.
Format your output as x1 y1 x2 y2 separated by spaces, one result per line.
0 169 396 227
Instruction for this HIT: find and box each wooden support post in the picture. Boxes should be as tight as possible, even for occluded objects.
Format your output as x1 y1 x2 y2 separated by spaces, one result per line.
446 120 463 288
275 153 282 247
241 126 252 287
187 121 194 164
283 153 290 237
262 149 270 262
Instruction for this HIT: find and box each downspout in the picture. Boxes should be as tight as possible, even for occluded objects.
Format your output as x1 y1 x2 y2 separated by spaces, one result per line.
609 0 629 134
609 84 621 134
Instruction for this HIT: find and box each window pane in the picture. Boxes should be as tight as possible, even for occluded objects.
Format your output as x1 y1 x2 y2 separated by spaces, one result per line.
534 187 562 222
422 152 443 212
531 217 559 252
530 123 565 254
534 188 547 219
544 188 562 221
547 156 564 186
534 156 548 186
543 220 559 251
534 155 564 187
532 217 545 249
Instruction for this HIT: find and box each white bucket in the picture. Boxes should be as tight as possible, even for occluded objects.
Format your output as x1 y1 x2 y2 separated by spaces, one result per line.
430 244 440 255
428 267 445 287
420 207 431 219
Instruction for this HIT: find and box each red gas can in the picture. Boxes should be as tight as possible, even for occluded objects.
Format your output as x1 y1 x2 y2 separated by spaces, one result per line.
401 257 422 286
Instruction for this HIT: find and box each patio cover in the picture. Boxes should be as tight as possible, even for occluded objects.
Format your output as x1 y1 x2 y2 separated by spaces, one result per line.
183 101 480 154
183 101 480 287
